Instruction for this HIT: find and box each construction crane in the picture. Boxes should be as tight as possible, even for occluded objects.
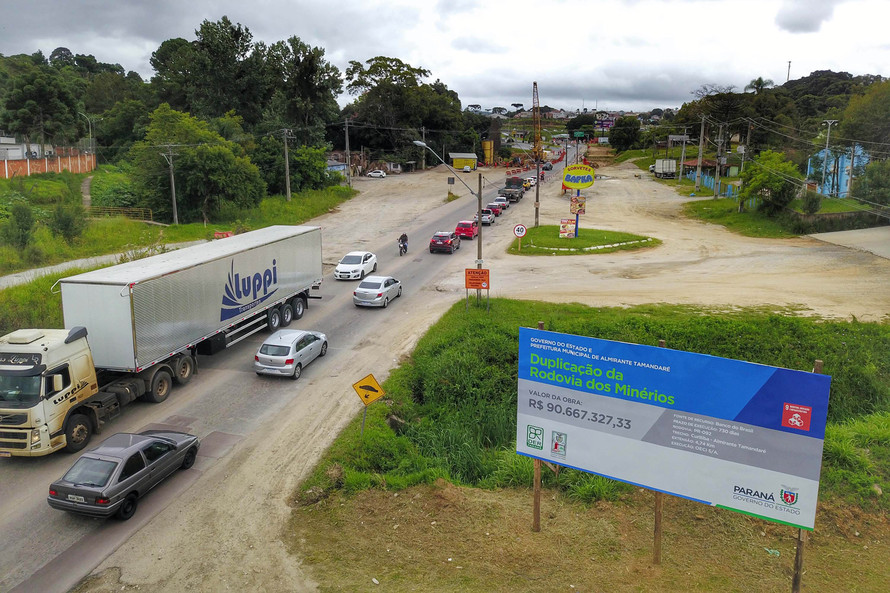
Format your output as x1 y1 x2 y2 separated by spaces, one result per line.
532 82 543 227
532 82 543 164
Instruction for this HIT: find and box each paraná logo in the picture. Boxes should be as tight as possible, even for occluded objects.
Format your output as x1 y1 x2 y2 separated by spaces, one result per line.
781 488 799 506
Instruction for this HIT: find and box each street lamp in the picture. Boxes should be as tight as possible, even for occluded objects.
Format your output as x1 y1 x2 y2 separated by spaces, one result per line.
78 112 93 153
413 140 485 284
821 120 838 196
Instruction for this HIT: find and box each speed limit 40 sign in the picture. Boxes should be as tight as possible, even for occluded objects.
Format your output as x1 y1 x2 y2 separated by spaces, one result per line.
513 224 527 238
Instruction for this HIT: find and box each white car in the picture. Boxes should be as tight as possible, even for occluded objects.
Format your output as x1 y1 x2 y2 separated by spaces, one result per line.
367 170 386 178
353 276 402 308
493 196 510 210
334 251 377 280
474 209 495 225
254 330 327 380
525 176 537 186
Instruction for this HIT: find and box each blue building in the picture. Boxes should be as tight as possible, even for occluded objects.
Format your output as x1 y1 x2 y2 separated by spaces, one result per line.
806 144 870 198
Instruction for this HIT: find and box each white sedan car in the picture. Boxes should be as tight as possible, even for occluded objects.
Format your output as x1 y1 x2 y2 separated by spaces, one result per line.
334 251 377 280
367 170 386 178
353 276 402 308
525 176 537 186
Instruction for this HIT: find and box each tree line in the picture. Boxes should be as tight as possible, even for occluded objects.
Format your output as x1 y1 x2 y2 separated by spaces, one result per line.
0 16 502 224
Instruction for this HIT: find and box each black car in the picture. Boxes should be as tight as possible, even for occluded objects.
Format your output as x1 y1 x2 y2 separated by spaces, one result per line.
47 431 200 520
429 231 461 254
542 162 553 171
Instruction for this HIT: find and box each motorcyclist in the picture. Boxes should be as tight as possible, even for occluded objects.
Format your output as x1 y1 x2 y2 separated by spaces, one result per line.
398 233 408 254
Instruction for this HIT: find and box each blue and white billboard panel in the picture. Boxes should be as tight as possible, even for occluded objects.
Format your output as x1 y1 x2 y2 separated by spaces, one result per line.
516 328 831 529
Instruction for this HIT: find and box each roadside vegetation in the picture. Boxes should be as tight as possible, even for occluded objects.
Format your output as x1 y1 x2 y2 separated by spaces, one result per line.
289 299 890 591
506 225 658 255
0 168 355 275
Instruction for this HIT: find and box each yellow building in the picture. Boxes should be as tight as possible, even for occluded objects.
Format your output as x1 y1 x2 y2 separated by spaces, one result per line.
449 152 478 170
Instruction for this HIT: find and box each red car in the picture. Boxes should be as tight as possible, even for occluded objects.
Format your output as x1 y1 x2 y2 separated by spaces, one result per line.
486 203 503 216
455 220 479 239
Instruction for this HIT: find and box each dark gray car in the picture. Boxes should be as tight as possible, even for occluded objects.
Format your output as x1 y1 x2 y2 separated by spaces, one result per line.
47 431 200 520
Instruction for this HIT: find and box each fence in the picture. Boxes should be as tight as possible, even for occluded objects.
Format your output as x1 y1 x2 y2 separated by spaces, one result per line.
87 206 153 222
2 153 96 179
686 171 761 210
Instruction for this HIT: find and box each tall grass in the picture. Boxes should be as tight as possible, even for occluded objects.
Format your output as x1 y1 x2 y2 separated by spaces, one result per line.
300 300 890 510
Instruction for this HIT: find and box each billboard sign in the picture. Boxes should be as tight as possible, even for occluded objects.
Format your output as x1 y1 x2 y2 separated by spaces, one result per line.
562 164 595 190
559 219 576 238
570 195 586 215
516 328 831 529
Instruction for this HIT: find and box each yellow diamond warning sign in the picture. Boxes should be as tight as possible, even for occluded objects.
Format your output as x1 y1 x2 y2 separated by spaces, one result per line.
353 373 385 406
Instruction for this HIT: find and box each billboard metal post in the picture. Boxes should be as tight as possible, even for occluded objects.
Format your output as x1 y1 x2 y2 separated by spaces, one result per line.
532 320 545 532
792 358 822 593
654 339 666 564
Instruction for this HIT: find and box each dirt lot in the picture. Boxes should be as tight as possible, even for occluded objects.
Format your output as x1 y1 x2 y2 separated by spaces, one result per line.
73 151 890 592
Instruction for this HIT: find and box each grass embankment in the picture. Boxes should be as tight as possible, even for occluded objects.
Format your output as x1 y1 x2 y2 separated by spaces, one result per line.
507 224 659 255
0 167 356 275
290 300 890 591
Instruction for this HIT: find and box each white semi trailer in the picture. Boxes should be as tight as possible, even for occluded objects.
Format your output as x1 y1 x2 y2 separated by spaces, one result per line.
0 225 323 457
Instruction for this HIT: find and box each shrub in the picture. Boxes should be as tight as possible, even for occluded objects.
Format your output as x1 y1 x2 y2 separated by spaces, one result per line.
802 190 823 215
1 202 35 249
48 202 87 243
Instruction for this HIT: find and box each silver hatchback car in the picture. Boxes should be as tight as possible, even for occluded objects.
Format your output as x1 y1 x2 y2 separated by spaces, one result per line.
353 275 402 308
254 329 328 380
47 430 200 520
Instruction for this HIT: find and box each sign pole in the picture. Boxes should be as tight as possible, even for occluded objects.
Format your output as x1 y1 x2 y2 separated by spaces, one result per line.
791 358 822 592
532 320 545 532
361 406 368 438
575 189 581 239
653 339 666 564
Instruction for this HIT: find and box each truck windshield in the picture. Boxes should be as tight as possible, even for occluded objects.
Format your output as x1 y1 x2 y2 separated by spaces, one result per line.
0 374 42 408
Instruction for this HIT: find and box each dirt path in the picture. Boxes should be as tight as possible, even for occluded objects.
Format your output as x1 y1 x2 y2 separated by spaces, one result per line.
73 159 890 593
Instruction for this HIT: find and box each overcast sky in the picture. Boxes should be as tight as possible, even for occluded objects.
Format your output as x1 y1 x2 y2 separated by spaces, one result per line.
0 0 886 113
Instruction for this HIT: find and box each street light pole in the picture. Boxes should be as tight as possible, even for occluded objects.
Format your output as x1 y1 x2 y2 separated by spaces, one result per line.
78 112 92 153
413 140 484 287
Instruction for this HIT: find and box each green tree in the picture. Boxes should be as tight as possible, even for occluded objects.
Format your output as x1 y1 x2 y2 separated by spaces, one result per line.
739 150 803 215
149 38 195 113
0 66 78 151
851 159 890 206
345 56 429 95
178 144 265 223
608 116 641 152
840 79 890 146
96 99 150 163
128 104 264 223
189 17 270 127
265 36 341 144
745 77 774 94
1 203 36 249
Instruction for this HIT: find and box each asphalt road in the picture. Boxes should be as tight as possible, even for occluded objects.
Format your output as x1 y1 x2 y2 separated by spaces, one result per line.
0 161 554 593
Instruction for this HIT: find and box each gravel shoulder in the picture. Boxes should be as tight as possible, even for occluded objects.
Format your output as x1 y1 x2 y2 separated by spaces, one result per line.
72 159 890 593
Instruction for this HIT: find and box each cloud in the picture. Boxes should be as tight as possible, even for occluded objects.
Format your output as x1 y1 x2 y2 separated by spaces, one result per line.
451 36 506 54
775 0 846 33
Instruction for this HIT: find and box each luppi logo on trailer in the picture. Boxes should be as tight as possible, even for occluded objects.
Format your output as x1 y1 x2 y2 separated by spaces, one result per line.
220 259 279 321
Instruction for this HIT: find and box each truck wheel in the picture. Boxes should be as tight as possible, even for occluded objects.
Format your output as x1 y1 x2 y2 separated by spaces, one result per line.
267 308 282 331
116 494 138 520
145 370 172 403
291 297 305 320
64 414 92 453
280 304 294 327
173 355 194 385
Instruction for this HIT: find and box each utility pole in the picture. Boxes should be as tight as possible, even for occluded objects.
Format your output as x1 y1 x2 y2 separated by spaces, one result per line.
282 129 292 201
421 127 426 170
821 120 837 195
477 173 483 300
849 143 857 198
787 61 791 82
345 118 351 187
714 123 724 198
678 127 688 182
694 116 705 192
159 144 179 225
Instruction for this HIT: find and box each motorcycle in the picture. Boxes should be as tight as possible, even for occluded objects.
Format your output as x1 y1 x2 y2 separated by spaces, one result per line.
398 239 407 256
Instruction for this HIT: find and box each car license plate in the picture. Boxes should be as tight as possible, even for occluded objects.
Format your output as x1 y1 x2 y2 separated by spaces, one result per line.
0 451 10 458
67 494 85 502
